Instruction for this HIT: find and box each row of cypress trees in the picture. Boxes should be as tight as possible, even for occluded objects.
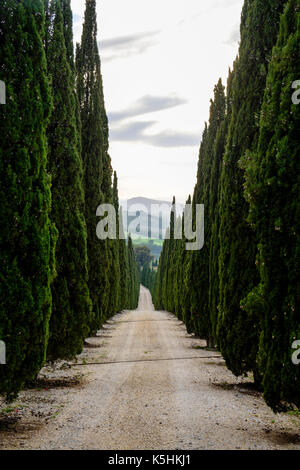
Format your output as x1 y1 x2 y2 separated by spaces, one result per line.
0 0 139 399
134 244 156 295
141 266 156 297
127 236 141 309
154 0 299 412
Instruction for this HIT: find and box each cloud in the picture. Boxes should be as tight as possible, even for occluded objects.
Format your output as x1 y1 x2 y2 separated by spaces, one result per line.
223 24 240 45
99 31 160 62
204 0 242 13
177 0 243 26
146 130 200 148
110 121 199 148
211 0 242 8
110 121 156 142
109 94 187 123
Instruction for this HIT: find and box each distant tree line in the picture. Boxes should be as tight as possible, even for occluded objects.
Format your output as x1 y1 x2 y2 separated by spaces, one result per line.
141 267 156 297
134 245 157 296
154 0 299 412
0 0 139 400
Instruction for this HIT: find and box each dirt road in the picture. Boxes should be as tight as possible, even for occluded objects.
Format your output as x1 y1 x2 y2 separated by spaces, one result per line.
1 286 299 450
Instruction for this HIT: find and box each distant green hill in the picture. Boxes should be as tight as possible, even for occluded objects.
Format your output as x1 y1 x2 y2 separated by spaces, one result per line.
120 197 183 259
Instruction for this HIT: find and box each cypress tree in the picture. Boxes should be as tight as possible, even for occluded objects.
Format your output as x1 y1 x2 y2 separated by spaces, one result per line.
241 0 300 410
119 209 129 309
180 196 194 332
189 80 226 345
163 197 176 312
110 171 121 313
98 74 115 320
127 235 140 309
161 231 172 310
209 69 235 342
45 0 92 361
141 266 156 297
60 0 82 181
60 0 74 69
0 0 54 398
154 228 168 310
172 215 183 318
76 0 110 331
183 127 208 337
217 0 287 380
44 0 51 55
138 243 156 296
154 196 193 329
154 196 191 326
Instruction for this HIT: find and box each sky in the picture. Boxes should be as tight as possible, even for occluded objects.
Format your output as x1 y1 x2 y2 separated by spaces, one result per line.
71 0 244 203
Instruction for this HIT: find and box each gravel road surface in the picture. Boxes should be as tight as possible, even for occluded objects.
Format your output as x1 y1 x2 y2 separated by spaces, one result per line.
1 286 299 450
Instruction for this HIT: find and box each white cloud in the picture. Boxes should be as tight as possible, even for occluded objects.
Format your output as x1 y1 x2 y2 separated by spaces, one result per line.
99 31 160 62
110 120 200 148
109 94 187 122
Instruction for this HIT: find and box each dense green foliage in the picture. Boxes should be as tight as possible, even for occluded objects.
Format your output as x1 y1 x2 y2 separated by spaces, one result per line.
1 0 297 414
155 0 299 411
154 81 225 347
154 197 191 330
127 236 140 309
135 245 156 295
141 266 157 297
217 0 287 382
118 209 130 309
111 171 121 312
208 68 235 345
240 0 300 410
75 0 138 330
75 0 110 331
190 80 226 346
0 0 139 398
134 245 154 270
0 0 54 398
45 0 92 361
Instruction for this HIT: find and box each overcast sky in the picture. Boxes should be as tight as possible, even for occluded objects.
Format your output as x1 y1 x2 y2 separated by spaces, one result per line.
71 0 243 203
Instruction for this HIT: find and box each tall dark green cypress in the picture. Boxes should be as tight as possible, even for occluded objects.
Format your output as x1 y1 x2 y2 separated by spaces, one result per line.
60 0 74 69
154 228 168 311
45 0 92 361
241 0 300 410
217 0 287 380
154 196 193 330
76 0 110 331
60 0 82 173
110 171 121 313
97 61 116 320
153 0 298 413
189 80 226 346
209 69 235 342
162 197 176 311
0 0 54 398
119 209 130 309
180 196 194 332
141 266 156 297
183 127 208 337
172 215 183 317
127 235 140 309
